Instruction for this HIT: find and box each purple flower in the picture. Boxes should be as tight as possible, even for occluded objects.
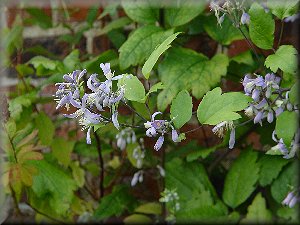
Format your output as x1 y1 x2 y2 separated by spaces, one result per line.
154 136 164 151
267 111 274 123
254 111 263 124
275 107 284 117
55 90 81 110
172 129 179 142
241 12 250 25
252 89 260 102
229 129 235 149
63 69 86 85
282 191 299 208
112 110 120 130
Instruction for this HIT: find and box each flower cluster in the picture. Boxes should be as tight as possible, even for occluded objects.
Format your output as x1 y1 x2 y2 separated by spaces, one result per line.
242 73 294 125
209 0 249 27
212 121 236 149
116 128 137 150
55 63 125 144
144 112 179 151
159 188 180 222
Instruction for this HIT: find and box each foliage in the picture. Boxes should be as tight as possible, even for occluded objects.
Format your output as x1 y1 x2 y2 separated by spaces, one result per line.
1 0 299 224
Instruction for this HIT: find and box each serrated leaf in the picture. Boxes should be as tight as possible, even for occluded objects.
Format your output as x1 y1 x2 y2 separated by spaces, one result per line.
142 32 180 79
203 15 243 45
258 155 289 187
165 1 206 27
197 87 251 125
28 56 57 70
35 112 55 146
119 25 173 70
118 74 145 102
28 159 77 215
249 2 275 49
135 202 162 215
93 185 136 220
275 111 297 146
51 138 75 167
157 47 229 111
122 0 159 24
271 162 298 203
265 45 297 75
170 90 192 129
223 149 259 208
270 0 299 20
241 193 272 224
166 158 228 222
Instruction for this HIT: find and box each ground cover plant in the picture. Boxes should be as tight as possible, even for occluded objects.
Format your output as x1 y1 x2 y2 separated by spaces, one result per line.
0 0 299 223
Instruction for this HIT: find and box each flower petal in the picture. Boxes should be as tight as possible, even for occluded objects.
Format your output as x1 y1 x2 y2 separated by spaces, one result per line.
154 136 164 151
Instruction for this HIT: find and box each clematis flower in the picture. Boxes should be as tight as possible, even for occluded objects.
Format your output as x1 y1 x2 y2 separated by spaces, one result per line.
63 69 86 85
144 112 180 151
63 94 103 144
212 121 236 149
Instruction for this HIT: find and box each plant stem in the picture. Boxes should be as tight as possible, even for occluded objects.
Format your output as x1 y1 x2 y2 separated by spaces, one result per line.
277 20 284 49
94 130 104 198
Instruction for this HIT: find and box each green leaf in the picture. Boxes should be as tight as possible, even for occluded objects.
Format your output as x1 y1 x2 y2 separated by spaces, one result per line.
170 90 193 129
84 49 118 74
258 155 289 187
275 111 298 145
249 2 275 49
186 146 218 162
142 32 181 79
122 0 159 24
270 0 299 20
124 214 152 224
289 84 298 105
35 112 55 146
223 149 260 208
147 82 164 95
86 6 99 26
3 16 23 57
16 64 34 77
70 161 85 188
118 74 146 102
265 45 297 75
28 56 57 71
63 49 80 71
26 8 52 29
197 87 251 125
165 1 206 27
271 162 297 203
28 159 77 215
93 185 136 220
203 15 243 45
135 202 162 215
231 50 255 66
166 158 228 221
99 17 132 35
158 47 229 111
5 118 17 138
8 92 36 120
241 193 272 224
119 25 173 70
51 138 75 167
